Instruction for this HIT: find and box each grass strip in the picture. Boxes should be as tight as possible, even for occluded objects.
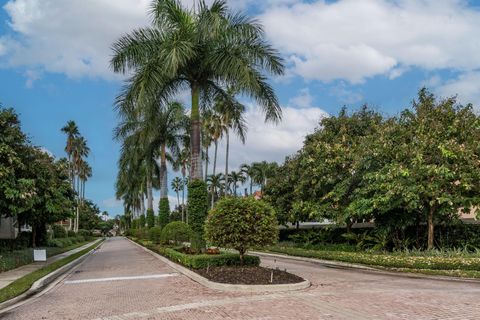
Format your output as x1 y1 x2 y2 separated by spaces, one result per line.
0 240 102 304
261 246 480 272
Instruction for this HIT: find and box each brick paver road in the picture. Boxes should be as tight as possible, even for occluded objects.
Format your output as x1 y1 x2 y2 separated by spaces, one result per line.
2 237 479 320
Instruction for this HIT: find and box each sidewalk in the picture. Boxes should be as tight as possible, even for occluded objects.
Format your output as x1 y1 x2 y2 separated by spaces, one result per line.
0 239 100 290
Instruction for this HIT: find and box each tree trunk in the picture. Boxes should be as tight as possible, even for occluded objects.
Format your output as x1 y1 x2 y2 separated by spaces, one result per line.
204 145 209 181
249 179 253 196
181 171 186 222
147 174 153 211
427 205 436 250
160 144 168 200
32 226 36 248
176 191 180 209
190 84 203 180
224 130 230 195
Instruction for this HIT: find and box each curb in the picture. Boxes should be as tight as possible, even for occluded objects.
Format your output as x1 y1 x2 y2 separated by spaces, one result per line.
0 239 103 312
128 238 311 293
251 251 480 284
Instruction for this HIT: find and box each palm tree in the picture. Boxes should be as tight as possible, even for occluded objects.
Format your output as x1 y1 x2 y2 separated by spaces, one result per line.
228 170 246 196
61 120 79 230
251 161 278 192
207 173 224 209
72 136 90 232
171 177 183 209
204 112 225 183
215 88 247 195
173 145 190 222
240 163 255 195
111 0 285 181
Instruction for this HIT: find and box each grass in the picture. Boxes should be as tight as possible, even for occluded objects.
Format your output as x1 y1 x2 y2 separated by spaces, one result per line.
0 238 96 273
260 245 480 278
0 240 102 304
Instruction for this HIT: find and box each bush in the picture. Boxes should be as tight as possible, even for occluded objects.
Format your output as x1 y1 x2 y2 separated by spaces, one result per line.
131 219 138 229
205 197 278 264
146 209 155 228
187 180 208 251
149 227 162 244
77 229 92 238
67 230 76 237
160 221 192 245
158 198 170 228
139 214 146 229
52 225 67 238
159 247 259 269
169 210 182 222
135 228 147 240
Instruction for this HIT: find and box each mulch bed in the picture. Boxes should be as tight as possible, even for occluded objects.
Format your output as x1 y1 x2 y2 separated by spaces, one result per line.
193 266 305 285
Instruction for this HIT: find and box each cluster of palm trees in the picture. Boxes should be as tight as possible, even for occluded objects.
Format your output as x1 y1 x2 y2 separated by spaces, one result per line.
206 161 278 209
61 120 92 232
110 0 284 223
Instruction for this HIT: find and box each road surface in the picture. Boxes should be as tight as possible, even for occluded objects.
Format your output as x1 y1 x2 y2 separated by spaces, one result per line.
2 237 479 319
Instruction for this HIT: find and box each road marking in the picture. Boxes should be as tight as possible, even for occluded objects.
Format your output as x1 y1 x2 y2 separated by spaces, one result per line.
65 273 178 284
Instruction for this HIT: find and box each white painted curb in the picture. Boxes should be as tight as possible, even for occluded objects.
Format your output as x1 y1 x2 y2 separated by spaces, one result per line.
128 238 311 293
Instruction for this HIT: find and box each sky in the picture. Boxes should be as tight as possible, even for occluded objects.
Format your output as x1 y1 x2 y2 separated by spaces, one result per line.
1 0 480 217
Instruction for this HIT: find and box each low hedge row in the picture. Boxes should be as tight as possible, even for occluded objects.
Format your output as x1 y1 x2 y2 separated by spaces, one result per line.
134 239 260 269
46 236 90 248
264 246 480 271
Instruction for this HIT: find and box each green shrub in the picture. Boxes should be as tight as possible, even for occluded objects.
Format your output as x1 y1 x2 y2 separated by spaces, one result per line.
52 225 67 238
160 221 192 245
187 180 208 251
67 230 76 237
135 228 147 240
139 214 146 229
131 219 138 229
77 229 92 238
158 247 259 269
205 197 278 264
146 209 155 228
158 198 170 228
149 227 162 244
169 210 182 222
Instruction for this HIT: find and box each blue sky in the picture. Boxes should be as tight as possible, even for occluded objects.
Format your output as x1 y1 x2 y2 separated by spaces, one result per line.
1 0 480 217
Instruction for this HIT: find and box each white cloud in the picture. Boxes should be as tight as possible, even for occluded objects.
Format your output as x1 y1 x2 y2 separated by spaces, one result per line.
102 197 123 209
329 82 363 104
260 0 480 83
211 104 328 172
435 72 480 111
289 87 314 108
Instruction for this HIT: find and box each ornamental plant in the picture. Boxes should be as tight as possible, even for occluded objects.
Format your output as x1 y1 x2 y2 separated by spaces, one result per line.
158 198 170 228
160 221 192 245
205 197 279 264
146 209 155 229
187 180 208 251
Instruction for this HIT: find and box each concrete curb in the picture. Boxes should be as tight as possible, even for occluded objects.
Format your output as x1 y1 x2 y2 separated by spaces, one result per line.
128 238 311 293
251 251 480 284
0 239 103 312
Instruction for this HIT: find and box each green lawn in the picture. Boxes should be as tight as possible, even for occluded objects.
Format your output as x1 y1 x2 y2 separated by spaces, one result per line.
0 240 103 304
260 245 480 279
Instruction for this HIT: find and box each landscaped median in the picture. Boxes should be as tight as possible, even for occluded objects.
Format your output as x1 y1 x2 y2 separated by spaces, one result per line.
258 246 480 279
0 239 103 306
129 237 310 291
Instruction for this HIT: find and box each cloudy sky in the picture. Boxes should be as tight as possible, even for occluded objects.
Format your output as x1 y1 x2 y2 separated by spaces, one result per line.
1 0 480 216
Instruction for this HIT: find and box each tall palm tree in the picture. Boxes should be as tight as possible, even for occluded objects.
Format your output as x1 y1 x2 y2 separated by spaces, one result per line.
240 163 255 195
61 120 79 230
207 173 224 209
228 170 246 196
173 145 190 222
251 161 278 192
111 0 285 181
215 88 247 194
204 112 225 183
71 136 90 232
171 177 183 210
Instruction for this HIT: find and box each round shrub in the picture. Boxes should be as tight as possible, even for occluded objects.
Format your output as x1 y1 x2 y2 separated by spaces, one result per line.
149 227 162 244
67 230 76 237
160 221 192 245
139 214 146 228
78 229 92 238
205 197 279 264
52 225 67 238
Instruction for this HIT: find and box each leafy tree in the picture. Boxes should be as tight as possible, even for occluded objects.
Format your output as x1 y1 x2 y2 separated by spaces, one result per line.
205 197 278 264
79 199 103 230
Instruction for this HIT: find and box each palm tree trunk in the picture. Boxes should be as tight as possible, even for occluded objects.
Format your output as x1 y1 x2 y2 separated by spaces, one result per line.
204 145 209 181
224 130 230 195
176 191 180 209
190 84 202 180
160 144 168 199
249 179 253 196
181 171 186 222
213 140 218 177
147 174 153 211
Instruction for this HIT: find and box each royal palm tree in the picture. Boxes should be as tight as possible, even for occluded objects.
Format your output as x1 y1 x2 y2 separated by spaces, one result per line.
207 173 224 209
72 136 90 232
251 161 278 192
240 163 255 195
61 120 79 230
215 88 247 194
111 0 285 181
204 112 225 182
171 177 183 209
228 170 246 196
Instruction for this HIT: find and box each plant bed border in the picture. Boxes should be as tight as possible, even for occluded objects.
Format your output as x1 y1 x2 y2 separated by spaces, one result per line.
128 238 310 292
253 250 480 283
0 239 104 312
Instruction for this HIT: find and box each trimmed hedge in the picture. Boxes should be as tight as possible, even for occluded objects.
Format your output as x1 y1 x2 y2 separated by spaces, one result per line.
146 209 155 229
160 221 192 245
187 180 208 250
263 246 480 271
149 227 162 244
158 198 170 228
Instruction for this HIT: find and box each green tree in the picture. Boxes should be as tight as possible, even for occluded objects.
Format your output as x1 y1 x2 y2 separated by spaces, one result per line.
171 177 183 210
205 197 278 264
206 173 224 209
110 0 284 181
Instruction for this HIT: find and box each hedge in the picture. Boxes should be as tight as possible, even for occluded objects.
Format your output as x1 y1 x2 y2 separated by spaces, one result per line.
263 246 480 271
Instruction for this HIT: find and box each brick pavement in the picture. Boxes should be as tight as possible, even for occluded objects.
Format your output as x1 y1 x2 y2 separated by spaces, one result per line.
2 237 479 320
